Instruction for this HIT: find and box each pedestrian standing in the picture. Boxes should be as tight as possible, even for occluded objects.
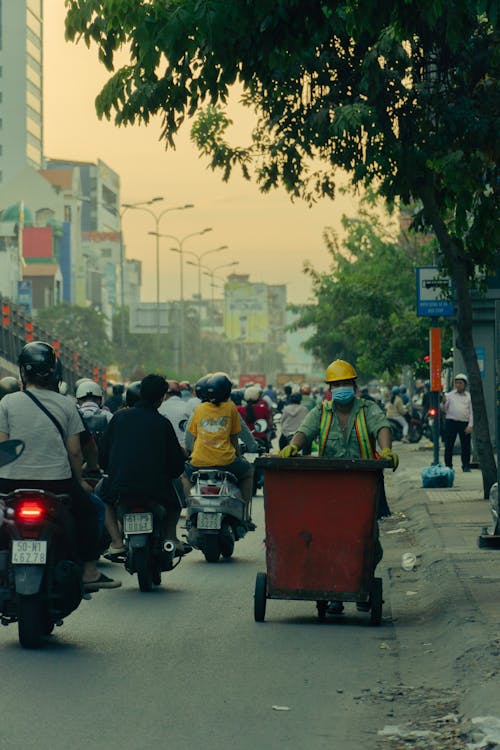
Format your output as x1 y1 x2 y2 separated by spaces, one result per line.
441 373 473 472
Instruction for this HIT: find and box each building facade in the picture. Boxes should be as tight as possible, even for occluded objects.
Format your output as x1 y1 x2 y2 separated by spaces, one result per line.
0 1 44 186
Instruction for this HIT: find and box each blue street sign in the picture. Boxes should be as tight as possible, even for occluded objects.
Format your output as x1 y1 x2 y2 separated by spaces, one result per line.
475 346 485 378
17 280 32 315
416 267 454 317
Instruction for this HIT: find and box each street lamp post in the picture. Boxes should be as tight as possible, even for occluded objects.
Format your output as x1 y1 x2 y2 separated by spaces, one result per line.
124 201 194 357
148 228 212 372
119 196 163 348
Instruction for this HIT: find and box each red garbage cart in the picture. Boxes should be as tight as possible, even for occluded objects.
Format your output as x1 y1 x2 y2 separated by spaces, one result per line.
253 456 391 625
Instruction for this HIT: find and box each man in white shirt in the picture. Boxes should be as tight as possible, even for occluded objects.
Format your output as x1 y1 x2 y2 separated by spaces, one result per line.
158 380 191 451
441 373 473 472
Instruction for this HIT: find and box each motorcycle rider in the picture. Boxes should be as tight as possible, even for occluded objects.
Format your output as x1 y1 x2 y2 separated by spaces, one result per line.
279 391 309 450
158 380 191 451
239 386 272 449
76 380 112 449
0 342 120 589
182 372 254 512
279 358 398 613
385 386 409 443
99 374 187 554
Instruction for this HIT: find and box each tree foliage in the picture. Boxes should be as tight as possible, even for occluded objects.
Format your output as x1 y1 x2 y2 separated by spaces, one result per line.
36 303 113 364
65 0 498 492
291 209 445 379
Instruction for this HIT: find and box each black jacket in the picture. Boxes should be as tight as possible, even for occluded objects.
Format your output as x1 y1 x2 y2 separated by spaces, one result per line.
99 400 185 502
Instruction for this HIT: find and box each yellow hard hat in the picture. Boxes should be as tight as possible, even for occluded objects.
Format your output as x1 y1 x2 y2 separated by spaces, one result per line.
325 359 357 383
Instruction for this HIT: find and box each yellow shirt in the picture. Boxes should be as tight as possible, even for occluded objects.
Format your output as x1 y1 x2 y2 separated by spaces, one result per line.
189 400 240 466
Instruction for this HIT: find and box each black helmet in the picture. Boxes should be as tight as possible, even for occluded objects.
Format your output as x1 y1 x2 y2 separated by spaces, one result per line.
290 391 302 404
112 383 125 395
125 381 141 407
0 376 20 400
18 341 57 384
206 372 232 404
230 388 244 406
195 374 212 402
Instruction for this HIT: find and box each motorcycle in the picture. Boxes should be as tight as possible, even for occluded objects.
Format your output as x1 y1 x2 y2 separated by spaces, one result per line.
185 469 255 563
117 498 182 592
388 408 423 443
0 440 85 648
251 418 272 494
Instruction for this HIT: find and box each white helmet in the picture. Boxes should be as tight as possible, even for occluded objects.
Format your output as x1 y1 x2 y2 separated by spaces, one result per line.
76 380 103 399
454 373 468 384
244 386 260 402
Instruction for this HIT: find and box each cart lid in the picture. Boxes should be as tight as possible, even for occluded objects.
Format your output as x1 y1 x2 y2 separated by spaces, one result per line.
255 456 392 472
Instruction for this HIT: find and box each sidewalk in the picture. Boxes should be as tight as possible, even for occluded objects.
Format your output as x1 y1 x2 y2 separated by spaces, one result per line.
377 441 500 748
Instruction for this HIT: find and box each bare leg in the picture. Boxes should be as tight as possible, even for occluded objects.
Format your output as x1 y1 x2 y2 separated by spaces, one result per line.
104 505 123 549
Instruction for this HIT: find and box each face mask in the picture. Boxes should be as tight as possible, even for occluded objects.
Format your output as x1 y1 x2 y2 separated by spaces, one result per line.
331 386 355 404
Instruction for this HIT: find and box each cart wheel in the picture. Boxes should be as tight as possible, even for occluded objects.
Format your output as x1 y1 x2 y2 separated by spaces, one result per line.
254 572 267 622
370 578 383 626
316 601 328 621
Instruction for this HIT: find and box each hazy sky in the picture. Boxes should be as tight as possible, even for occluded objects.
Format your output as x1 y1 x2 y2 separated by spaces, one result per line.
43 2 361 305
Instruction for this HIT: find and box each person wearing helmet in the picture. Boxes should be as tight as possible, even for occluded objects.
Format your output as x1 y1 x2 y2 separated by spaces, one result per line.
158 380 191 451
76 380 112 450
105 383 125 414
182 372 254 513
279 358 397 614
385 386 409 442
0 342 119 589
0 376 20 400
279 391 309 450
99 374 188 554
441 373 473 472
125 380 142 408
239 386 272 447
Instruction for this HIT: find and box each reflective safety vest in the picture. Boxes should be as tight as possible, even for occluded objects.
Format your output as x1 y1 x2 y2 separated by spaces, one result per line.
319 401 377 459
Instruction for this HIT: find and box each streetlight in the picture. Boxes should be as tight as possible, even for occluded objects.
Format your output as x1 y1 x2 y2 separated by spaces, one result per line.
148 228 212 371
185 245 228 302
124 200 194 356
203 261 240 332
119 196 164 347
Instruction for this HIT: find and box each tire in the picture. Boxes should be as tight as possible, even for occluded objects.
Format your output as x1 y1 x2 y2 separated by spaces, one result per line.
370 578 383 626
254 572 267 622
135 547 153 592
202 535 221 563
220 521 235 559
18 593 45 648
408 424 422 443
316 601 328 621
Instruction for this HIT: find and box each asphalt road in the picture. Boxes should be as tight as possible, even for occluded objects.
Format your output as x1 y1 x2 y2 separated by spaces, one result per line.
1 492 400 750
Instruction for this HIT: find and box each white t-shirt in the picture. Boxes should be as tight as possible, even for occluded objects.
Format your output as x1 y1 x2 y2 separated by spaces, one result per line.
0 388 83 480
158 395 191 448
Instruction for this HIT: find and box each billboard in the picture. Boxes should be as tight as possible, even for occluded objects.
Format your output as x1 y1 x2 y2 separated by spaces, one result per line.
129 302 172 334
239 373 266 388
224 279 269 343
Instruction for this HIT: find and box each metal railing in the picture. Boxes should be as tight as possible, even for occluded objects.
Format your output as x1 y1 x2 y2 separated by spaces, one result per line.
0 294 107 394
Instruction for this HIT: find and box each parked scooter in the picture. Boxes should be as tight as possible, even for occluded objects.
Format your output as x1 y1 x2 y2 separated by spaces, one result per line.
0 441 85 648
185 469 255 562
117 499 183 591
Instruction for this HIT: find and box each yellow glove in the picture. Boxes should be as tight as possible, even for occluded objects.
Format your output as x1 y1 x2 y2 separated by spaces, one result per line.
379 447 399 471
279 444 299 458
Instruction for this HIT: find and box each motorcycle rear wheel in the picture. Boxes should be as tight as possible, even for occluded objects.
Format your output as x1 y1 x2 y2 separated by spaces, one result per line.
135 548 153 592
220 521 235 559
18 593 45 648
202 535 221 563
408 424 422 443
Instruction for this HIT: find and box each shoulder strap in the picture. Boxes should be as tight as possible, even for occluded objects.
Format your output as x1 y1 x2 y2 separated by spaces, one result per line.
24 390 66 444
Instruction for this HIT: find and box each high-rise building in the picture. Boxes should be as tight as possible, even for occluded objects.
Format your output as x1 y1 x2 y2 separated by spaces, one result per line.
0 1 44 186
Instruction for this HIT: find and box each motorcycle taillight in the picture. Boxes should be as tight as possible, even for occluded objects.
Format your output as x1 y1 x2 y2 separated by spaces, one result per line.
200 485 221 495
428 408 437 417
14 499 46 524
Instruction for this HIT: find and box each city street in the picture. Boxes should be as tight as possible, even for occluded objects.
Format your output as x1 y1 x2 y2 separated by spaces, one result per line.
1 444 499 749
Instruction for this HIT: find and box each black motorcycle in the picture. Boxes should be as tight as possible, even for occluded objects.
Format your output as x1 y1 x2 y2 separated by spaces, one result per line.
0 442 85 648
117 499 182 592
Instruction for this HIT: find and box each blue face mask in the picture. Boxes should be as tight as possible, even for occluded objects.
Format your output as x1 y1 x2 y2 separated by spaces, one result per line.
331 386 355 404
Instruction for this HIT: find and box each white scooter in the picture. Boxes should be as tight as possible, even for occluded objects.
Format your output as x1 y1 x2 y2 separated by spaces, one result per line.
185 469 255 562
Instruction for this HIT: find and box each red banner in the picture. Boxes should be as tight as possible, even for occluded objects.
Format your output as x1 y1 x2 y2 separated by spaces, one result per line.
239 373 266 388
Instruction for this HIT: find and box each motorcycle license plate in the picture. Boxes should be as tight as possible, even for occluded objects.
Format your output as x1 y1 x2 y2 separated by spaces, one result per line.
11 540 47 565
197 512 222 530
123 513 153 534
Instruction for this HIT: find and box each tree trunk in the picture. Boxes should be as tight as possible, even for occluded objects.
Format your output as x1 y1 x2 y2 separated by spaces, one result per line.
418 184 497 498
